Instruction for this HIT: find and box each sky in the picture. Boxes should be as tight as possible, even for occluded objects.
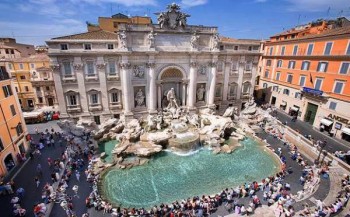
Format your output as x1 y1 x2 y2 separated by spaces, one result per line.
0 0 349 45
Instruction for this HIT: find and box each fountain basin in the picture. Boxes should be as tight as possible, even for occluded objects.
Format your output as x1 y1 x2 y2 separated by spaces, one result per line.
101 137 280 208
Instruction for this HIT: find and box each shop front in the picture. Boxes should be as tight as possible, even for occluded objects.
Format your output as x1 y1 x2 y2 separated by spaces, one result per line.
341 127 350 142
319 118 334 133
289 105 300 117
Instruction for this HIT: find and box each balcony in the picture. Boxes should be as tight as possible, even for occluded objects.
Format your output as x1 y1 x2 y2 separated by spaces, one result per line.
264 50 350 59
67 105 82 113
107 73 120 81
89 104 102 111
85 74 99 81
109 102 122 110
62 74 77 82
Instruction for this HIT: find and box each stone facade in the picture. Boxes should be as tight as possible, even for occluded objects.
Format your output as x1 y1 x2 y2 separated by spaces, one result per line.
47 4 261 123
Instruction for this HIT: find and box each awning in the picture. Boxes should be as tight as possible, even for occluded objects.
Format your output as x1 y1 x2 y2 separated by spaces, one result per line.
280 102 286 106
291 106 299 111
342 127 350 136
320 118 333 126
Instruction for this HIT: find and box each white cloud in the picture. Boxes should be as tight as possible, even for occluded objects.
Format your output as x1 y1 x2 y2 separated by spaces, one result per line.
181 0 208 7
285 0 349 12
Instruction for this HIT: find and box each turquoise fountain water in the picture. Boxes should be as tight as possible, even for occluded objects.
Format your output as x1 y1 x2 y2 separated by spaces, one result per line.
101 137 280 208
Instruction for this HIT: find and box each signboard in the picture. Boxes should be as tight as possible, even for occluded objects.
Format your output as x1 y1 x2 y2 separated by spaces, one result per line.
335 122 342 130
302 87 323 96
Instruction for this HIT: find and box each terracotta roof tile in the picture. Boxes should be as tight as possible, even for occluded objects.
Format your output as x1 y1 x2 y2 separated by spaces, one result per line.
13 53 49 62
51 30 118 40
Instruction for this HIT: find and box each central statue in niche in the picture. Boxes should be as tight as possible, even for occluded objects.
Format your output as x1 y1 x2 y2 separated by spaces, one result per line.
166 88 179 109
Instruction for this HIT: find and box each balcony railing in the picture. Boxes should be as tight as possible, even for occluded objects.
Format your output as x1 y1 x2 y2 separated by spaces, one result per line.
265 50 350 57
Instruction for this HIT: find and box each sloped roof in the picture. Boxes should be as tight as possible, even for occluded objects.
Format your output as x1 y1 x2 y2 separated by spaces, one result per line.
220 37 261 45
51 30 118 40
12 53 50 62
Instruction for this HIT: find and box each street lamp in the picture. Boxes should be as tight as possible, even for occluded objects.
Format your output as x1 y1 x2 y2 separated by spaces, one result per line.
315 140 327 165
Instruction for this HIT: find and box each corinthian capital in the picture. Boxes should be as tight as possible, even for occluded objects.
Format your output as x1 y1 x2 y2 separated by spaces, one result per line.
208 61 217 67
190 61 197 67
146 62 156 68
50 64 60 71
119 62 131 69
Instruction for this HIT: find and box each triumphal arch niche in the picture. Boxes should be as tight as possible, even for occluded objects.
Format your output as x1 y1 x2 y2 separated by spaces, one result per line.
158 66 188 109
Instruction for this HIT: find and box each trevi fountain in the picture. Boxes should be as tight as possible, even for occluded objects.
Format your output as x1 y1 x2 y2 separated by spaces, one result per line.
58 94 281 208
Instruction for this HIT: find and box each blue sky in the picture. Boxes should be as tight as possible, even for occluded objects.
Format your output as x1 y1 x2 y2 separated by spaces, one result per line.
0 0 349 45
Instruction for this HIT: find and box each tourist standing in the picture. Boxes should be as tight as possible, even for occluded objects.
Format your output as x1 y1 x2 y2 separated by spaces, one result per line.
75 170 80 181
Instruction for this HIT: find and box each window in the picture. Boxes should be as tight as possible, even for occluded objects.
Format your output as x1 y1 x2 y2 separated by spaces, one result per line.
60 44 68 50
19 63 24 70
108 60 116 75
273 86 279 92
283 89 290 95
94 116 101 125
16 124 23 136
301 61 310 70
5 49 9 54
86 61 95 76
46 86 50 91
287 74 293 83
234 46 238 50
10 105 16 116
111 92 118 103
68 95 77 105
90 93 98 104
347 42 350 55
245 62 252 71
263 83 268 88
2 85 13 97
317 62 328 72
339 62 349 74
329 102 337 110
63 62 72 76
38 97 43 103
20 75 26 80
324 42 333 55
275 72 281 81
264 71 269 78
84 44 92 50
293 45 298 55
107 44 114 50
0 137 3 151
229 84 238 96
333 81 344 94
248 46 252 51
299 76 306 86
281 46 285 55
266 60 271 66
215 85 222 97
8 64 12 70
269 47 273 55
242 83 251 94
277 60 282 68
36 87 40 91
314 78 323 90
15 87 18 92
288 61 295 69
295 92 301 99
30 63 35 69
307 44 314 55
15 123 22 135
24 86 29 92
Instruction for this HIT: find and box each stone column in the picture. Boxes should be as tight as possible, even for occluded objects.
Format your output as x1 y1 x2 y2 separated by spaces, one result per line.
182 80 187 106
222 60 231 101
237 60 244 100
120 62 132 115
74 57 89 116
208 61 217 106
188 61 197 108
96 57 109 114
157 82 162 109
147 62 157 113
50 62 68 118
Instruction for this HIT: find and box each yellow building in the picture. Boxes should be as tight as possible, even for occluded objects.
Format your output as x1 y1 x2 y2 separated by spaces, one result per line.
87 13 151 32
6 52 57 111
0 65 29 178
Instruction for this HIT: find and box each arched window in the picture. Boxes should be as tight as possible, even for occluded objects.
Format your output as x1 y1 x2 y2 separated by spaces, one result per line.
242 82 251 94
263 83 268 88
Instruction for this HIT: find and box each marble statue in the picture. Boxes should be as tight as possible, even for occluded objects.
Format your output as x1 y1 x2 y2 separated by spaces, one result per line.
178 12 190 28
196 85 205 101
166 88 179 109
147 30 156 48
118 31 127 49
190 32 200 49
211 33 219 51
135 89 145 107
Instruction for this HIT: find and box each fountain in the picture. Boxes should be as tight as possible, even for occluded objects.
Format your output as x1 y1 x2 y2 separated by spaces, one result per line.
68 94 281 210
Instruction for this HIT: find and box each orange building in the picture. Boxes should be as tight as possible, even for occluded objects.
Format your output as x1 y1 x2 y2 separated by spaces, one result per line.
0 65 29 179
87 13 151 32
257 18 350 141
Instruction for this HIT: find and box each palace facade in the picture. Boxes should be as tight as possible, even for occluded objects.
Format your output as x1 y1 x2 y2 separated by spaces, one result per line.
47 4 262 124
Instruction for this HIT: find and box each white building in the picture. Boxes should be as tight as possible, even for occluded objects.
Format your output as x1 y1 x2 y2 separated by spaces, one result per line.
47 4 261 124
